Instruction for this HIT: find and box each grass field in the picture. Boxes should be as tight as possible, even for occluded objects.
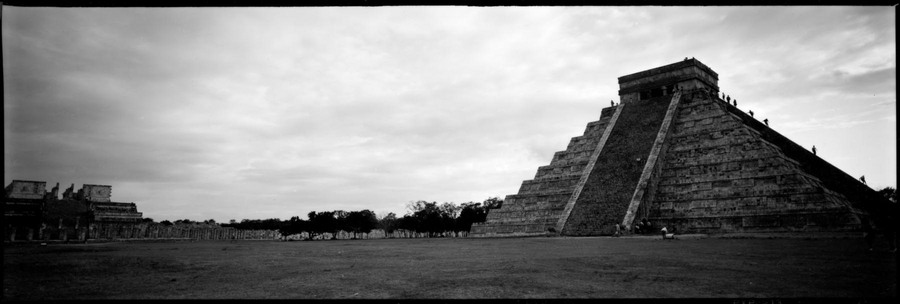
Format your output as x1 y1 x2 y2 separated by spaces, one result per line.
3 235 897 299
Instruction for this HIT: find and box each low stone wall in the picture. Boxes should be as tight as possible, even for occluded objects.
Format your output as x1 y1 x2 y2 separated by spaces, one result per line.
5 226 477 242
5 223 279 242
280 229 471 241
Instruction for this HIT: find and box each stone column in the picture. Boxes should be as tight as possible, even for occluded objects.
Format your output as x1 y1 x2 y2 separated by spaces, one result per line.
58 219 64 240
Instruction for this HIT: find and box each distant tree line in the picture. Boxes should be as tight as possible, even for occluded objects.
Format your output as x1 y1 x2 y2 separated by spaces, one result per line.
153 218 221 227
213 197 503 240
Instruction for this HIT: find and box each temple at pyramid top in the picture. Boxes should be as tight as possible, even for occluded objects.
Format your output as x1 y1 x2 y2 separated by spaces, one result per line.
618 58 719 103
471 58 893 237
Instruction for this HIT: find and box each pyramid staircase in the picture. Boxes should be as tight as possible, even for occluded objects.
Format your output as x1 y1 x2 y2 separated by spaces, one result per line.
472 59 892 237
470 105 620 235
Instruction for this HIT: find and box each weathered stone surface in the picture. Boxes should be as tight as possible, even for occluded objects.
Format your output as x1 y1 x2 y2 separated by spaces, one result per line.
4 180 47 199
82 184 112 203
562 94 672 235
471 106 618 235
647 92 865 232
472 59 889 237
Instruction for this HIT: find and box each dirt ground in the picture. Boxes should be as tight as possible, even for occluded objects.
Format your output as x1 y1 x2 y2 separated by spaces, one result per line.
3 235 897 299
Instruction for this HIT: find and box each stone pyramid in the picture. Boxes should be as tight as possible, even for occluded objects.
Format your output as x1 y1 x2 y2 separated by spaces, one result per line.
471 59 891 236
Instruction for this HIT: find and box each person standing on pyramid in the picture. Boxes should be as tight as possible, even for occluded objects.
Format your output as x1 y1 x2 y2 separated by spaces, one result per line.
749 110 754 117
812 145 817 155
611 100 615 107
860 175 867 185
764 118 769 126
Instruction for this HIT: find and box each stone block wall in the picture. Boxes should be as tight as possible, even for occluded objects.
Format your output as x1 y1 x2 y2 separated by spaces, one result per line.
648 92 863 233
86 223 279 240
5 181 47 199
562 95 672 235
719 99 893 228
471 106 618 235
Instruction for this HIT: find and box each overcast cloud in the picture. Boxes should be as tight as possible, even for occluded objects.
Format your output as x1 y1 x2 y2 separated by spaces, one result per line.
4 6 895 222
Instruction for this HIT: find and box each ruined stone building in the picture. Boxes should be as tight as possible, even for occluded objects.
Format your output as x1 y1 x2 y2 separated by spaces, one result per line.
472 59 892 236
4 180 143 240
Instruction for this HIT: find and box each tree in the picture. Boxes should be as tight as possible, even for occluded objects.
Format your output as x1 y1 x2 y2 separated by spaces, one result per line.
457 202 482 235
483 197 503 209
410 201 445 237
345 210 377 239
174 219 195 225
406 200 430 216
334 210 349 239
160 220 173 226
878 187 897 203
141 218 155 223
440 202 461 219
397 215 419 237
379 213 398 238
306 212 320 240
279 216 306 240
310 211 337 240
358 209 378 238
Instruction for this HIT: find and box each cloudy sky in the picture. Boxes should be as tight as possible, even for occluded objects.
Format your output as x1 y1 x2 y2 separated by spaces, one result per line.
4 6 895 222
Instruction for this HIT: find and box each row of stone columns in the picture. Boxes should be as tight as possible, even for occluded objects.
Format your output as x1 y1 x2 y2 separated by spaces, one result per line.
5 224 280 242
8 226 477 242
